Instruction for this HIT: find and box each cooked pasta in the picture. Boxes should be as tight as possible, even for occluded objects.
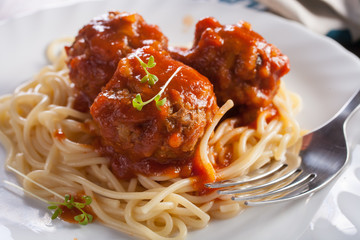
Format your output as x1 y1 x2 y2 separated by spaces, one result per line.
1 28 303 240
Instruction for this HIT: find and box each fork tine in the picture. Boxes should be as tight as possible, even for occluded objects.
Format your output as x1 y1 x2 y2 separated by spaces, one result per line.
244 184 310 206
218 168 301 195
231 172 316 201
205 161 286 188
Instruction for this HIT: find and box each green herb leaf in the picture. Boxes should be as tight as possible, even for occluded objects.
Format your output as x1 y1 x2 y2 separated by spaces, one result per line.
51 207 62 220
148 74 158 85
64 194 70 202
132 66 182 111
47 194 93 225
135 55 158 86
147 56 156 68
74 214 84 222
132 94 144 111
74 212 93 226
74 202 86 208
155 97 167 110
87 214 94 223
140 75 148 83
69 195 75 204
83 196 92 205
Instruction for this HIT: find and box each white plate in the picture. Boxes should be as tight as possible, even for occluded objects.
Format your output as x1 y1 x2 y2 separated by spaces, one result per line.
1 0 360 239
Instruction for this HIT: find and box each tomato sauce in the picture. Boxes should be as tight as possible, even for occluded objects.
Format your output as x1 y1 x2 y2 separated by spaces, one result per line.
53 129 66 141
59 193 96 224
65 12 290 194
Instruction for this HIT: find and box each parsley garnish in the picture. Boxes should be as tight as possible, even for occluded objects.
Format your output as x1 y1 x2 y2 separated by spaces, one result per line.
48 194 93 225
135 55 158 85
132 66 182 111
5 166 94 226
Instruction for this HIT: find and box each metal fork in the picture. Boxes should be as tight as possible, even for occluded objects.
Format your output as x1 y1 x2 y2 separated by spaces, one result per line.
206 90 360 206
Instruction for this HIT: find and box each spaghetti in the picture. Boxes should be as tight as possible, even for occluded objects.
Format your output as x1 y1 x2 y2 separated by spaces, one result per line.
1 22 303 240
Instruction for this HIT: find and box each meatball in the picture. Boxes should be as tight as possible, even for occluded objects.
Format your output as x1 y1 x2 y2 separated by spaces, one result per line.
90 46 218 171
170 17 290 109
65 11 168 110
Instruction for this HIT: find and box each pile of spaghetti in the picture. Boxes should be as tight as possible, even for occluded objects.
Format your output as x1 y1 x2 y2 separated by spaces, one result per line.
0 12 303 240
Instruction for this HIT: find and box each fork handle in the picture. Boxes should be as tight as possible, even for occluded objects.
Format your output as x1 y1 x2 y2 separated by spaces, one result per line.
336 90 360 123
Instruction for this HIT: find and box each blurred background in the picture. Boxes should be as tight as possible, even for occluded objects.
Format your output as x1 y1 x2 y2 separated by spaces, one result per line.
0 0 359 57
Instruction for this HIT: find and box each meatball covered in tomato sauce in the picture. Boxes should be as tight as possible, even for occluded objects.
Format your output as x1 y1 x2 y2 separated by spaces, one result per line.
66 11 168 111
90 46 218 177
170 17 290 111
